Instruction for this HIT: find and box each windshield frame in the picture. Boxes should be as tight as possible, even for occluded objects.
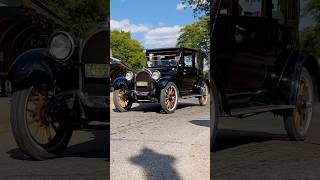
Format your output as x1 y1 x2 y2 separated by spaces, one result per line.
146 53 181 68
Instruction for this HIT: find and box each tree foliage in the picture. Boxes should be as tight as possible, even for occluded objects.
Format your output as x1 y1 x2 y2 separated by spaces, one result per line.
110 30 145 72
177 16 210 64
300 0 320 57
47 0 108 37
305 0 320 22
179 0 210 16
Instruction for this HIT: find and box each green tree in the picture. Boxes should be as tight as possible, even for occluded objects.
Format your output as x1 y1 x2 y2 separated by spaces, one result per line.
110 30 145 72
300 0 320 57
179 0 210 16
47 0 108 37
177 16 210 65
305 0 320 22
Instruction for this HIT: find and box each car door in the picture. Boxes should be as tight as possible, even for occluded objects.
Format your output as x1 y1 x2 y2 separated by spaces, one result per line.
213 0 278 106
180 50 197 94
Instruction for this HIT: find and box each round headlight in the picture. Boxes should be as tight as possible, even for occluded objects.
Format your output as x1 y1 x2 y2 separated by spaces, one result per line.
49 32 75 62
151 70 161 80
125 71 134 81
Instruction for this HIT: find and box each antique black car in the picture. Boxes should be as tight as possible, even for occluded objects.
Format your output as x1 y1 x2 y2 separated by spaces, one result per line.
211 0 320 150
113 47 210 114
6 0 108 160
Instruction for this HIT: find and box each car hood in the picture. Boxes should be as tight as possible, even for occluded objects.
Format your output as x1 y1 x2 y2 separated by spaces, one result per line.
143 67 177 76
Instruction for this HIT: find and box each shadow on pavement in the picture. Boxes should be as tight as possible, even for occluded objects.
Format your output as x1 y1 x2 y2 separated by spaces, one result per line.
112 102 199 113
213 129 288 152
129 147 182 180
189 120 210 127
7 130 109 161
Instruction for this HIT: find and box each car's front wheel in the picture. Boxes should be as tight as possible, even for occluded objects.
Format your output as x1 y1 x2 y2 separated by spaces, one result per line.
113 86 133 112
11 83 72 160
199 83 209 106
284 68 314 140
160 82 179 114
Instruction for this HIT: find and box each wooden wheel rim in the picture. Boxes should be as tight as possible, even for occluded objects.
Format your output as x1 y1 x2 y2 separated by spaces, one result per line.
25 85 59 146
201 85 208 103
118 88 129 108
165 85 178 111
294 79 313 134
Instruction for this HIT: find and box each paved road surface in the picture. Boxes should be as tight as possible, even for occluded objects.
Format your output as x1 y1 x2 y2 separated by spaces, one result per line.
110 96 210 180
212 104 320 180
0 98 109 180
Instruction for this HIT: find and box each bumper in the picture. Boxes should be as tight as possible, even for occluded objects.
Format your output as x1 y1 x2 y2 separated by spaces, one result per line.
127 89 158 102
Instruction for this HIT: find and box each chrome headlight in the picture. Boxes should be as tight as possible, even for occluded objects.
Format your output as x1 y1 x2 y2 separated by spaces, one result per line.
49 31 75 62
125 71 134 81
151 70 161 80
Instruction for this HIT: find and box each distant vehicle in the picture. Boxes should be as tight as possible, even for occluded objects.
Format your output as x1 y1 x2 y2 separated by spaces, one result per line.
113 47 209 113
7 0 108 160
210 0 320 150
110 57 130 91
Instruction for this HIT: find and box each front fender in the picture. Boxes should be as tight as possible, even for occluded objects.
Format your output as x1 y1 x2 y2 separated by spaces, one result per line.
156 76 172 90
8 48 55 91
113 76 133 90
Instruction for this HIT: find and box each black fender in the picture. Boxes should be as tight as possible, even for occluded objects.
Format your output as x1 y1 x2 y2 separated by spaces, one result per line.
8 48 55 92
156 76 181 96
210 60 230 114
277 49 320 105
113 76 133 90
196 77 210 95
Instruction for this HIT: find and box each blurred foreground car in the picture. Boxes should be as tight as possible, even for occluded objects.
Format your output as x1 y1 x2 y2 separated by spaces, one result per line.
7 0 108 160
113 47 209 113
210 0 320 150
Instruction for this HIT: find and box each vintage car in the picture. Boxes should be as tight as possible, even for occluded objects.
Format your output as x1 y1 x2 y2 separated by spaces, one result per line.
210 0 320 150
110 56 130 91
0 0 61 97
113 47 210 114
6 0 108 160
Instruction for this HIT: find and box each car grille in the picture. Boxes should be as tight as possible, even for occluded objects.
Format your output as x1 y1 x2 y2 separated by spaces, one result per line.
135 70 153 92
81 29 108 96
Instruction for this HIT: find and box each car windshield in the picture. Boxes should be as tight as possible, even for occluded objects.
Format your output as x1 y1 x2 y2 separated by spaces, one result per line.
146 53 180 68
0 0 20 7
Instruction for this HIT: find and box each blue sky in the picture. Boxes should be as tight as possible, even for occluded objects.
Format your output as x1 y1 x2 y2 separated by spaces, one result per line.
111 0 199 49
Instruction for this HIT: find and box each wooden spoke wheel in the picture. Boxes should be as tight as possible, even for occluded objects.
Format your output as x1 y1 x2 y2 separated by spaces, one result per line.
10 83 72 160
284 68 314 140
113 86 133 112
160 82 178 114
199 83 209 106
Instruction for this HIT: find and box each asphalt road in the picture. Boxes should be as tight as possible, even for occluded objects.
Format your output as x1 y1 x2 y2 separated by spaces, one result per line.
0 98 109 180
110 95 210 180
212 104 320 180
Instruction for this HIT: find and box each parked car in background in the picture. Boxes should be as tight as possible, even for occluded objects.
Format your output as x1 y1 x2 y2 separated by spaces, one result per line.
210 0 320 150
110 57 130 91
113 47 210 114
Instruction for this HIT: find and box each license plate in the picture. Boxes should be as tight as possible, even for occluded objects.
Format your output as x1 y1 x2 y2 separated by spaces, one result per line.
136 81 148 86
85 64 109 78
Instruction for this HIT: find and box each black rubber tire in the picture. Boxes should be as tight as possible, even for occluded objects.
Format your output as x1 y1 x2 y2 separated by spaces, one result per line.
284 68 314 141
210 83 219 151
10 87 72 160
113 87 133 112
199 83 209 106
160 82 179 114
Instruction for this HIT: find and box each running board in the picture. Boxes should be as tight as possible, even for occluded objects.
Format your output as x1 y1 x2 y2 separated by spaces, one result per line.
230 105 295 117
181 94 202 99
